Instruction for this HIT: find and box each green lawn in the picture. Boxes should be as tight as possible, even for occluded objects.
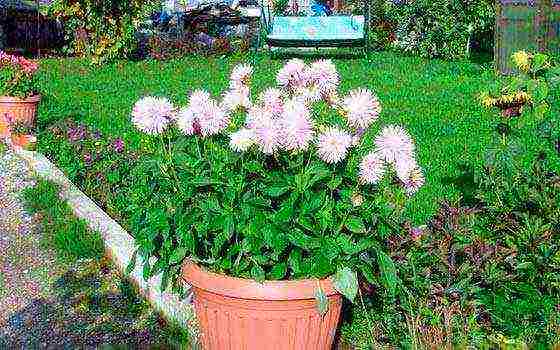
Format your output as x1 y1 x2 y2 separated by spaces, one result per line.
37 53 503 223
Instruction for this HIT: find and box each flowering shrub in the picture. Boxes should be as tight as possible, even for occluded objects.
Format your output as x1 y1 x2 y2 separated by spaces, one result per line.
128 59 424 303
0 51 39 98
49 0 159 64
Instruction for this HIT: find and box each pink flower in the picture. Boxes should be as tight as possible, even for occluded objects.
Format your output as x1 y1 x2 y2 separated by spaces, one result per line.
221 89 249 113
188 89 211 114
359 151 386 185
229 128 257 152
230 64 253 86
176 107 197 135
316 127 353 164
308 59 339 94
375 125 415 163
196 99 230 137
410 226 424 240
131 96 175 135
255 122 282 154
401 166 425 195
343 89 381 130
277 58 308 90
245 105 275 130
279 106 314 152
260 88 284 116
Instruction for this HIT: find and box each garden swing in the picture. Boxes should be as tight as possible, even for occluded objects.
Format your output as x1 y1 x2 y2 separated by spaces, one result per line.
258 0 370 56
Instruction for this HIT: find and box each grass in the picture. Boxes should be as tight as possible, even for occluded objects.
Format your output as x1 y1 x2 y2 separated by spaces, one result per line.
36 52 506 223
24 179 105 262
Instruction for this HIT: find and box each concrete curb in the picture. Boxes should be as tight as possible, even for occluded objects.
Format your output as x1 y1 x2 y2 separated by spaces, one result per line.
14 149 195 330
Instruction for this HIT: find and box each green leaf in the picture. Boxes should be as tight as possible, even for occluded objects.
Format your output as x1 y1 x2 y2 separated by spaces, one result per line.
169 247 187 265
269 262 287 280
333 267 358 302
377 249 398 296
251 264 266 283
336 234 355 255
125 250 138 276
345 216 366 233
265 186 290 197
287 229 321 250
327 176 343 190
315 285 329 316
142 261 152 281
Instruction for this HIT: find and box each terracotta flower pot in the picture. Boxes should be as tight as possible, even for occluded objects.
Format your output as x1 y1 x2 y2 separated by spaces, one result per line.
10 134 37 150
182 262 342 350
0 95 41 126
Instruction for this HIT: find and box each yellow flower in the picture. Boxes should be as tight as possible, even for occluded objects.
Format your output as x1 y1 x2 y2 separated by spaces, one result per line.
512 51 531 72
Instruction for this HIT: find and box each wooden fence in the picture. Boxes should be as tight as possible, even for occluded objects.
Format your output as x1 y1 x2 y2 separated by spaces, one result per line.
495 0 560 74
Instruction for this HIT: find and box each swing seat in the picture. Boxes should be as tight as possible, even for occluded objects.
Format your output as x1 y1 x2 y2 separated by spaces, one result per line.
266 16 365 47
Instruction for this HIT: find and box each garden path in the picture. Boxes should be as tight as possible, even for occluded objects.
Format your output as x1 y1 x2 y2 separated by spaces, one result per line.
0 149 187 348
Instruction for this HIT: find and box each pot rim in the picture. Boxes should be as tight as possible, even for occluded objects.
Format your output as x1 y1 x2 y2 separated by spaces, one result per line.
182 261 340 301
0 94 41 103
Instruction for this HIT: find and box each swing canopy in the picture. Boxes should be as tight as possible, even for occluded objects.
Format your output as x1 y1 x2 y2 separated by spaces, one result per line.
261 0 370 50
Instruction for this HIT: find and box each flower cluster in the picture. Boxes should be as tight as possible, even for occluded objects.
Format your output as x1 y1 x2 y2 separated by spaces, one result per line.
359 125 424 194
0 51 40 98
131 60 424 194
0 51 39 75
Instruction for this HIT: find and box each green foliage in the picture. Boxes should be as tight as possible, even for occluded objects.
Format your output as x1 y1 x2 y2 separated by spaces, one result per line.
48 0 160 64
371 0 494 59
24 179 105 261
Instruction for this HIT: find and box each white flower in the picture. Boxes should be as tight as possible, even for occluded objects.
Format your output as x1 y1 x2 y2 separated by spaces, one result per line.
316 127 353 164
188 89 211 114
197 99 230 136
359 151 386 185
176 107 196 135
260 87 284 116
229 128 257 152
375 125 415 163
308 59 339 94
231 63 253 85
343 89 381 130
131 96 174 135
277 58 308 90
279 106 314 152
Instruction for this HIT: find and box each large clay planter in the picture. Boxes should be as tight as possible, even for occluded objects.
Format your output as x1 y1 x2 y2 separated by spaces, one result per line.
182 262 342 350
0 95 41 126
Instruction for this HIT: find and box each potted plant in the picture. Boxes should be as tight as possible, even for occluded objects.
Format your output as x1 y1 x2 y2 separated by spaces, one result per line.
129 59 424 349
0 51 41 127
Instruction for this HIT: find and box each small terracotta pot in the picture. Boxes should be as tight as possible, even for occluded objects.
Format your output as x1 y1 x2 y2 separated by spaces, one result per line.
182 262 342 350
10 134 37 150
0 95 41 126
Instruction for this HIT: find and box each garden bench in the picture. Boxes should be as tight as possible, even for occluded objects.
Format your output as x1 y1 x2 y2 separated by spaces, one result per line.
259 0 370 56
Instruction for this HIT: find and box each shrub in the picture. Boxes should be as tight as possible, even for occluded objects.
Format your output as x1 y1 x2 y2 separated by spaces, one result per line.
48 0 160 64
127 59 426 304
0 51 39 98
377 0 494 59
